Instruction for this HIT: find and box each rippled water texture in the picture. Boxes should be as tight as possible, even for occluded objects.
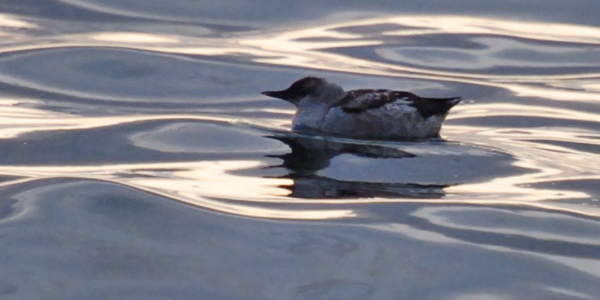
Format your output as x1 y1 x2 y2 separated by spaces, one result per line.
1 1 600 299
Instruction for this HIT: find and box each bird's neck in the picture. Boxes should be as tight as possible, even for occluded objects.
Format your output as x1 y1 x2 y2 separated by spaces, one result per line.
293 86 346 129
293 102 330 129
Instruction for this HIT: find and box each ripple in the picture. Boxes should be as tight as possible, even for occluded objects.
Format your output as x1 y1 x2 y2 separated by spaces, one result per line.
317 145 520 185
0 116 287 164
129 122 286 154
0 47 274 103
237 15 600 81
296 280 374 300
375 36 600 75
3 3 600 299
3 178 600 299
0 13 598 218
57 0 270 25
413 206 600 246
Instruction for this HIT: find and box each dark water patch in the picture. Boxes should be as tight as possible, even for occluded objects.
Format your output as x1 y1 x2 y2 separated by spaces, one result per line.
279 176 449 199
328 34 600 76
0 79 293 117
408 205 600 258
317 150 522 185
250 134 531 199
0 47 291 104
35 0 600 28
0 0 147 22
2 178 600 299
2 2 600 298
0 199 18 223
0 119 286 165
0 47 248 101
130 121 287 154
531 179 600 202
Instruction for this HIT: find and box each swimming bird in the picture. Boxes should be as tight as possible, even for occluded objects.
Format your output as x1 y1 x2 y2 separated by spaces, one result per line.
262 77 461 140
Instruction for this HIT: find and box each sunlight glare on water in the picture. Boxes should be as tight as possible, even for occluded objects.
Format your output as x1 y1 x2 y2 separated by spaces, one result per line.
2 1 600 298
0 14 600 219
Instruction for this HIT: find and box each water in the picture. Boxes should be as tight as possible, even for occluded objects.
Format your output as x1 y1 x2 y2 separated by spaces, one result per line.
1 1 600 299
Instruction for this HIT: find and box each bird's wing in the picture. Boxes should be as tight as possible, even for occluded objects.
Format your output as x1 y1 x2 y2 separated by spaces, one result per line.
334 89 461 118
333 89 415 113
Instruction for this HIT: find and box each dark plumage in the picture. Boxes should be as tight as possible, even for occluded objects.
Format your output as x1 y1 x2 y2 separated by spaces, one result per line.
334 89 460 118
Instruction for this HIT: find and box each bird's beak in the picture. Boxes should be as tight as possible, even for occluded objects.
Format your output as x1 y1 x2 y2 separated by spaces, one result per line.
262 89 300 107
261 90 288 101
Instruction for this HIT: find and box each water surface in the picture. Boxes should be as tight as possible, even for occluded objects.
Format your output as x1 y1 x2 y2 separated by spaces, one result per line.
1 1 600 299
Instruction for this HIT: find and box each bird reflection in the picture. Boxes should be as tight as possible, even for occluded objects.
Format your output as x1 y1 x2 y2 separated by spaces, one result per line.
267 133 451 199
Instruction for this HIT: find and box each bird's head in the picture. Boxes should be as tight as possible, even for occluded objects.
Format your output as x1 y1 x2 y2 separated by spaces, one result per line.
262 77 329 107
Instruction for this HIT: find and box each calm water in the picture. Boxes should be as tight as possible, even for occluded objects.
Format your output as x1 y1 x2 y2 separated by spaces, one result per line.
1 1 600 299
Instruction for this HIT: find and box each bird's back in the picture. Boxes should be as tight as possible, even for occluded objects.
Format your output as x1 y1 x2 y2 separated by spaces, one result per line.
333 89 460 117
316 89 461 139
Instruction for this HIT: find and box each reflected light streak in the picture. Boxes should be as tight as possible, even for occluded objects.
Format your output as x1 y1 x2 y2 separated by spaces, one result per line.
445 165 589 202
129 161 292 199
0 160 355 220
0 14 36 29
0 159 598 218
1 98 597 213
234 15 600 81
447 124 600 164
177 196 356 220
220 15 600 100
504 84 600 102
413 206 600 245
1 14 600 218
450 103 600 122
443 124 600 204
581 83 600 93
382 16 600 44
0 100 233 138
92 32 179 44
4 14 599 104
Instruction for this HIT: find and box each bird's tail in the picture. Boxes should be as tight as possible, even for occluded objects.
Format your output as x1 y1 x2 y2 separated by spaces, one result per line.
416 97 461 118
428 97 461 108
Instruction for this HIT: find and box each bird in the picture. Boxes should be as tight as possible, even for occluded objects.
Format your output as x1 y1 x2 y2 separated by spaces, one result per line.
262 77 461 140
